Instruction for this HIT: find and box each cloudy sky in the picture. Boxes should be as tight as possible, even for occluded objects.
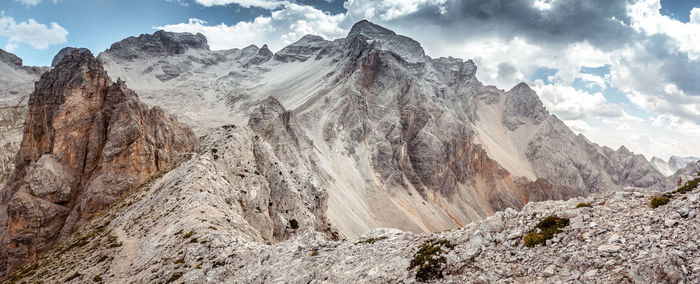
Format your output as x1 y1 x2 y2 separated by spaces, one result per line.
1 0 699 160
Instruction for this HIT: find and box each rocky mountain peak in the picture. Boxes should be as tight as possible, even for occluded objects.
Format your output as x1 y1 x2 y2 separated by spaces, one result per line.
275 34 333 62
245 44 273 66
0 49 23 67
51 47 91 67
101 30 209 60
503 82 549 129
345 20 425 63
348 20 396 37
0 49 196 275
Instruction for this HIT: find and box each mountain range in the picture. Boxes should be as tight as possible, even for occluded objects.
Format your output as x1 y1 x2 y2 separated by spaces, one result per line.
651 155 700 176
0 20 693 282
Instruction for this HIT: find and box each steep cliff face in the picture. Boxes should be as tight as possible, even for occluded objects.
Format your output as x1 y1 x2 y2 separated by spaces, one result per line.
0 50 197 275
0 49 46 187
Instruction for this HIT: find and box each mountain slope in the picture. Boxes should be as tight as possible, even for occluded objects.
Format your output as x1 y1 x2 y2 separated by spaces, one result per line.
0 50 196 275
5 166 698 283
95 21 669 235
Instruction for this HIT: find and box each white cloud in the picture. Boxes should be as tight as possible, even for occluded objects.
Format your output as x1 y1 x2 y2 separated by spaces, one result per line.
627 0 700 60
533 0 554 11
0 14 68 49
344 0 447 21
193 0 287 9
13 0 60 6
4 43 18 52
156 3 346 51
532 80 625 120
15 0 41 6
578 73 607 90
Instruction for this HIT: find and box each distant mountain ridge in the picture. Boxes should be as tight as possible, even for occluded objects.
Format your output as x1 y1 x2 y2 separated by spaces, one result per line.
651 155 700 176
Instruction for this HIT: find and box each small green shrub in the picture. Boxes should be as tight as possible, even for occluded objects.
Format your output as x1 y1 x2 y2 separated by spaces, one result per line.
174 257 185 264
93 274 103 282
650 195 670 208
674 178 699 194
182 231 194 239
575 202 591 208
407 239 455 282
355 236 388 245
523 215 569 247
310 250 319 256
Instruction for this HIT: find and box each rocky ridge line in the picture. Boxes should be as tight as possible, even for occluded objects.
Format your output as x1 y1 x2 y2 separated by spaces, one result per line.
3 165 698 283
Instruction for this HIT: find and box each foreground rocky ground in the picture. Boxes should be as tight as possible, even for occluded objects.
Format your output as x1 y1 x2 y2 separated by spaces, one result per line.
3 157 697 283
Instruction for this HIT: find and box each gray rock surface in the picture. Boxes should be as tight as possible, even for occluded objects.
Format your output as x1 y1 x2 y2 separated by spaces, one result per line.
0 49 46 187
93 21 672 237
5 167 698 283
51 47 90 67
103 30 208 61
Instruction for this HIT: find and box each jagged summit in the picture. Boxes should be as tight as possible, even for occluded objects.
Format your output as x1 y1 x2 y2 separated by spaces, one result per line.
102 30 209 60
51 47 91 67
0 49 23 67
348 19 395 37
345 20 425 63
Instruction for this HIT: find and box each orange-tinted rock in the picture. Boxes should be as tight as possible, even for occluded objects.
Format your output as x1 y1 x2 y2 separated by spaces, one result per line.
0 50 196 275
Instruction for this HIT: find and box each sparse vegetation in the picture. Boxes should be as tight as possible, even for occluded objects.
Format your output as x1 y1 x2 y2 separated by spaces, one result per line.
673 177 699 195
182 230 194 239
289 219 299 230
174 257 185 264
355 236 388 245
408 239 455 282
310 250 319 256
523 215 569 247
93 274 103 282
650 195 670 208
575 202 591 208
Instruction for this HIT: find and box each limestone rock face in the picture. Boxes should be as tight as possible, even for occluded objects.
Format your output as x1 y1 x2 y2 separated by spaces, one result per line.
274 35 332 62
103 30 208 61
51 47 90 67
0 49 22 67
0 49 196 275
0 48 46 187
